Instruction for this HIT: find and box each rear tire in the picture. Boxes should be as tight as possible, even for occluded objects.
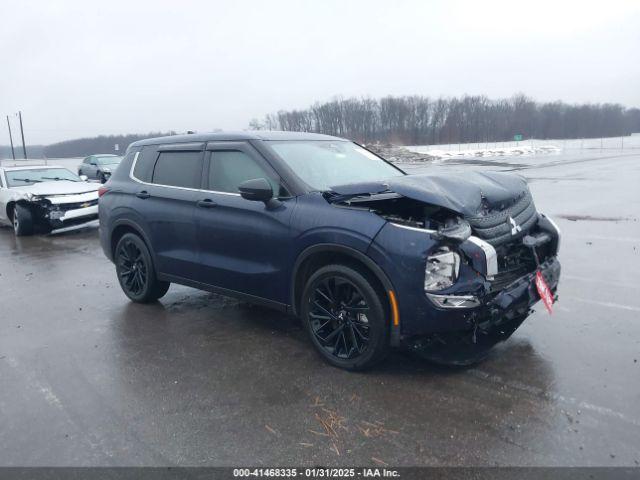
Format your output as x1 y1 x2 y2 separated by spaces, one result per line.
301 264 389 370
13 204 34 237
114 233 170 303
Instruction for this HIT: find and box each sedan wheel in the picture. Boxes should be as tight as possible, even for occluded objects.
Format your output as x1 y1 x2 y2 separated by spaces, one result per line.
13 210 19 234
12 204 34 236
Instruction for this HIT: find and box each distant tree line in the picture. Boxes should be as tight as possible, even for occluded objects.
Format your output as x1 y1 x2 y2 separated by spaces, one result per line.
250 94 640 145
42 132 176 158
0 144 45 159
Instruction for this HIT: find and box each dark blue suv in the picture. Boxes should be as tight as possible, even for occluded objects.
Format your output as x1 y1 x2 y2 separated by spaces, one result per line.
99 131 561 370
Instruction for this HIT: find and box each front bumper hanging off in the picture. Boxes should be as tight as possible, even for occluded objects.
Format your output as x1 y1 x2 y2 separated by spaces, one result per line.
410 256 561 365
29 192 99 231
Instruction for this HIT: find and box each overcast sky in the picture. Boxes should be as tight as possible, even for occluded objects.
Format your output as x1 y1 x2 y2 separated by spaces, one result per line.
1 0 639 144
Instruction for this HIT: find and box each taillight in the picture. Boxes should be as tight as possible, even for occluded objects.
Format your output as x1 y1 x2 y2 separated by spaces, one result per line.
98 186 109 197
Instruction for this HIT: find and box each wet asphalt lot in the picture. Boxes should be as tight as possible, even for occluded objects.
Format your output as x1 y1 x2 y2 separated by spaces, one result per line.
0 151 639 467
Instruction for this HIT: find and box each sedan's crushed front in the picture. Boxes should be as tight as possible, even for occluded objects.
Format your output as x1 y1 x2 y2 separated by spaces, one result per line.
0 165 101 235
29 192 99 230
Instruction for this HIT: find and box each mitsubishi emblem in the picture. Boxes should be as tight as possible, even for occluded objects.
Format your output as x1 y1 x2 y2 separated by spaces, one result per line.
509 216 522 235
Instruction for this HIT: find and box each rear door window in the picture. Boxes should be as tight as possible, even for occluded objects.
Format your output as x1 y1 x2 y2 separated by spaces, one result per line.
152 151 204 189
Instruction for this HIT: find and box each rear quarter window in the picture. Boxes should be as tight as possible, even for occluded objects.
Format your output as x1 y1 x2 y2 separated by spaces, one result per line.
133 146 159 183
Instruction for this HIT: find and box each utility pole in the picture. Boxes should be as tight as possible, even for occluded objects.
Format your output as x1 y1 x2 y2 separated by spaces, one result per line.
18 111 27 159
6 115 16 160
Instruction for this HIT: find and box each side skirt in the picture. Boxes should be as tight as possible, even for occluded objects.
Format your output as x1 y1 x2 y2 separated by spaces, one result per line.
158 273 290 313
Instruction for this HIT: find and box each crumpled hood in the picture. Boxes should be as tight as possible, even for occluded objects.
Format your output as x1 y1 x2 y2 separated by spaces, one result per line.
330 171 529 216
11 181 100 197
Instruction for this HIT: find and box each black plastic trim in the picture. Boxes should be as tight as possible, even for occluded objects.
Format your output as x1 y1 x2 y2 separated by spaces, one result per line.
159 273 289 312
290 243 401 347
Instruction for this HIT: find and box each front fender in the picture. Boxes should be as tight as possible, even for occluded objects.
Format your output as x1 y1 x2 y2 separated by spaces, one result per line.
368 222 494 336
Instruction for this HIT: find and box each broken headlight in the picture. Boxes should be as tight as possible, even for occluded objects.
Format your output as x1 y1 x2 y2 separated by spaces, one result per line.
424 247 460 292
34 199 63 220
49 208 64 220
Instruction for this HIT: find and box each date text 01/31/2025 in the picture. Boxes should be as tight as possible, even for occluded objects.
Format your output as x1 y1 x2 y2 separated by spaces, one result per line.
233 468 400 477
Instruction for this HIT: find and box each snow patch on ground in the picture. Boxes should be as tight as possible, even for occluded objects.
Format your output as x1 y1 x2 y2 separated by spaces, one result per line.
406 134 640 160
413 144 561 159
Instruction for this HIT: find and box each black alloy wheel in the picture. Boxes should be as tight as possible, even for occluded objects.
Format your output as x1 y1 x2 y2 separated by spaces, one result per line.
117 239 148 296
302 264 389 370
310 276 371 359
114 233 170 303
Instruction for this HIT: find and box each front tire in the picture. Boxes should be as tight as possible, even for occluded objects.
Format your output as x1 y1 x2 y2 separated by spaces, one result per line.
301 264 389 370
98 171 107 183
114 233 170 303
13 204 34 236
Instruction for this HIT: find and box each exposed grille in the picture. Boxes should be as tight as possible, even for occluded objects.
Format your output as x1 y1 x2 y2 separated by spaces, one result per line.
492 244 537 290
490 228 553 291
56 199 99 211
466 190 538 247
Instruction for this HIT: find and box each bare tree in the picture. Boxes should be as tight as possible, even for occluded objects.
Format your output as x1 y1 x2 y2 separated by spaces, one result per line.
253 95 639 145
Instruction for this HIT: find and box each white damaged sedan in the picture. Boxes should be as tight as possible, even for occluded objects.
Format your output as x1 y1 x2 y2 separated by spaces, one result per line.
0 165 100 236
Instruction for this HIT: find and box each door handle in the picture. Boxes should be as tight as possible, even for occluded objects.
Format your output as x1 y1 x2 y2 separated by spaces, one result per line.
136 191 150 199
197 199 217 208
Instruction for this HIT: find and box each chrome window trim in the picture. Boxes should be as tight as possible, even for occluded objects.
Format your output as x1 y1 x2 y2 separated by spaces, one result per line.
467 235 498 279
128 150 241 197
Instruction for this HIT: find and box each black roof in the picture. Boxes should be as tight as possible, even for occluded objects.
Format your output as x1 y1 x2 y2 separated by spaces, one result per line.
129 130 347 148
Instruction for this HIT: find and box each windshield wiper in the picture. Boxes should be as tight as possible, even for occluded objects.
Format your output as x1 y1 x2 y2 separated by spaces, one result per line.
42 176 78 182
324 190 398 204
12 178 42 183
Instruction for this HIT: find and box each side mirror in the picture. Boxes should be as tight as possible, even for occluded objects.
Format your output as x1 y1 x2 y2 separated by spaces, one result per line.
239 178 273 202
79 175 88 181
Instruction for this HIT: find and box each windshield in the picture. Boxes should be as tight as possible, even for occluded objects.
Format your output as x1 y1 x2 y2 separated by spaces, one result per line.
95 156 122 165
267 141 404 191
6 168 81 187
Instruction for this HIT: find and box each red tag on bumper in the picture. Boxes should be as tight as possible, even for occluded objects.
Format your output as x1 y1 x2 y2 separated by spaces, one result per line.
535 270 554 314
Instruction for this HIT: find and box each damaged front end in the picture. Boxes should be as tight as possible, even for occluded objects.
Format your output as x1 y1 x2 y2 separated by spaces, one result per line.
17 191 99 232
327 170 561 365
